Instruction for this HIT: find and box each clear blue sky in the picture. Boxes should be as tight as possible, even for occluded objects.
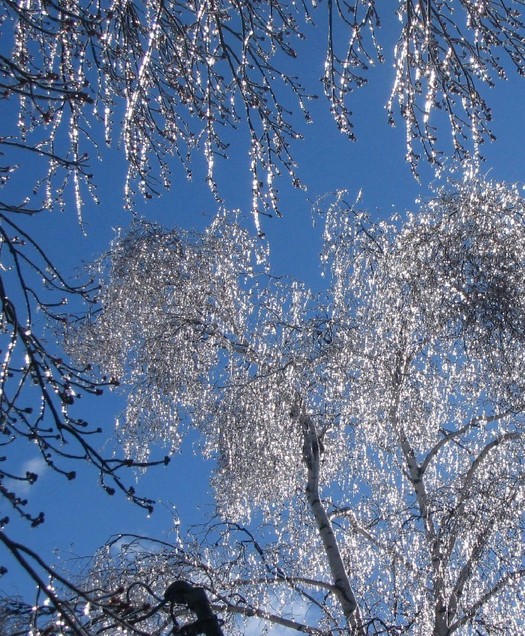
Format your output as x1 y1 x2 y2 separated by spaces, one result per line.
1 9 525 616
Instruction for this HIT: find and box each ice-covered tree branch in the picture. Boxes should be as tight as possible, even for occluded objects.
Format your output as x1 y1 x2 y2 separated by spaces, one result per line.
58 176 525 633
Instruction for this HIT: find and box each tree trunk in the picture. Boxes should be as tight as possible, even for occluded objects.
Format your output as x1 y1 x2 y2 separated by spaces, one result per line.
299 409 364 634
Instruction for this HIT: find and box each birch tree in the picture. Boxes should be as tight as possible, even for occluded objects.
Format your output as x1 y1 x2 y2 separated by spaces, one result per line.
58 175 525 634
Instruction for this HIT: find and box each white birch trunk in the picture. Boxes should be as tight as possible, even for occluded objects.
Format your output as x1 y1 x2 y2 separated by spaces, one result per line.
299 408 363 634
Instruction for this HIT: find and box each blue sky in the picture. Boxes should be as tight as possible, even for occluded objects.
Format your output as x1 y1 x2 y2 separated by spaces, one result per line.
1 7 525 625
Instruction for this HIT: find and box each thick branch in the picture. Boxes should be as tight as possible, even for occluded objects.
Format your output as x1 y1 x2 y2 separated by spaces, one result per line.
211 599 325 635
421 410 520 475
329 506 418 575
449 569 525 634
388 361 448 635
445 431 523 564
298 407 363 633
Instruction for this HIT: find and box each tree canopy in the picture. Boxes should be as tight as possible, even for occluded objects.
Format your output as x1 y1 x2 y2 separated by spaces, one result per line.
63 176 525 634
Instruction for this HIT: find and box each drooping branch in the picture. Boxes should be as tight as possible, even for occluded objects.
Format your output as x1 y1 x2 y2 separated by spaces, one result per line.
0 531 99 636
0 213 170 527
2 1 525 219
